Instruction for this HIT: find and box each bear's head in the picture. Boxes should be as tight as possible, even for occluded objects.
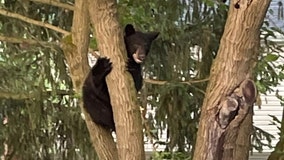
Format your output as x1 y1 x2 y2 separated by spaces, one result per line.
124 24 159 64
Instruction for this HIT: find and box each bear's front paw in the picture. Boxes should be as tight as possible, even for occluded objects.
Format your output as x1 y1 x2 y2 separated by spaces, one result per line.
101 58 113 75
92 57 113 76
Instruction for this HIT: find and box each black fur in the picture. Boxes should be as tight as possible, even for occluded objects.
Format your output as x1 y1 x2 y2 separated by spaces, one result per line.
82 24 159 131
124 24 159 91
82 58 114 130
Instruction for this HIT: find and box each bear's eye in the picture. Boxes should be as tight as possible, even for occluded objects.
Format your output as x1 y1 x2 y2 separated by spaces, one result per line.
133 44 140 47
132 44 141 49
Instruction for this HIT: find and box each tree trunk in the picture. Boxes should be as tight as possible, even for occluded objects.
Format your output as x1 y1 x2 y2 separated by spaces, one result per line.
62 0 118 159
87 0 145 160
193 0 271 160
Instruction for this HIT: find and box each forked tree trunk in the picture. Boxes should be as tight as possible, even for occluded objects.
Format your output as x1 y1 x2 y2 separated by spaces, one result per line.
193 0 271 160
62 0 118 159
87 0 145 160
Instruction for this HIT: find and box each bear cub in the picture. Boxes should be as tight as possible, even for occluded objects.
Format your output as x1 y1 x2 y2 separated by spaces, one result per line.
82 24 159 131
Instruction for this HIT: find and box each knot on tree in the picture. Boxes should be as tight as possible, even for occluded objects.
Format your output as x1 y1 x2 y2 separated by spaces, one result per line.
217 79 256 129
234 0 253 9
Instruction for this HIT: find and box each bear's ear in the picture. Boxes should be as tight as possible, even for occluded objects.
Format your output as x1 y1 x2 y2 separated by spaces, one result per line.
125 24 136 37
146 32 159 41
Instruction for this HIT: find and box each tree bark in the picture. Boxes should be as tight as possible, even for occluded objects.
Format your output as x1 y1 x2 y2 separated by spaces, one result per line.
193 0 271 160
62 0 118 159
87 0 145 160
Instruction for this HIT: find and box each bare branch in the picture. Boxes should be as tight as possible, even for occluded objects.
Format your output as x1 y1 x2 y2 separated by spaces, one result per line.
0 90 74 99
0 92 31 99
144 79 167 85
0 35 59 46
144 78 208 94
0 9 70 36
30 0 75 11
144 78 210 85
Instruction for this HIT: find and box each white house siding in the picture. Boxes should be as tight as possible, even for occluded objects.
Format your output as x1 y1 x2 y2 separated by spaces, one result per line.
249 152 271 160
249 82 284 160
253 82 284 151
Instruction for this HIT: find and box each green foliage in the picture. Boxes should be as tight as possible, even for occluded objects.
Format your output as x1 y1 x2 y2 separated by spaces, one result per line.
0 41 96 159
119 0 228 155
255 23 284 94
251 126 274 152
119 0 284 156
0 0 96 159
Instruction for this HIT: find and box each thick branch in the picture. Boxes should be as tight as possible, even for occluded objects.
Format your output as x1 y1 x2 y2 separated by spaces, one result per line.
0 9 70 36
30 0 75 10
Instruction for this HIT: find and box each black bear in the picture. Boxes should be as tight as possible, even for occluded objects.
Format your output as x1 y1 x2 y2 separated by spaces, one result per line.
82 24 159 131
